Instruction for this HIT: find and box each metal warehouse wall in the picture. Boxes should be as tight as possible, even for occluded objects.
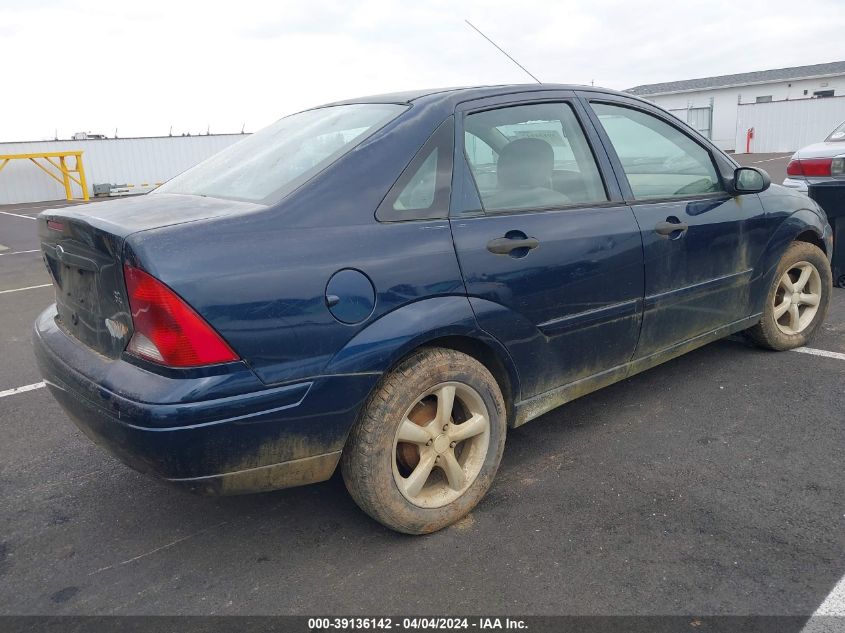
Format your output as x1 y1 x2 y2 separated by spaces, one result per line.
735 97 845 153
646 75 845 152
650 87 744 151
0 134 245 205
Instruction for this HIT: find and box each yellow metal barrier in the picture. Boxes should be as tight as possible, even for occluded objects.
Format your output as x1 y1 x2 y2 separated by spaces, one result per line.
0 150 89 201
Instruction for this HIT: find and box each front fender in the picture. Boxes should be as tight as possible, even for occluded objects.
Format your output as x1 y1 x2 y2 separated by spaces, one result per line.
324 295 520 398
751 208 832 314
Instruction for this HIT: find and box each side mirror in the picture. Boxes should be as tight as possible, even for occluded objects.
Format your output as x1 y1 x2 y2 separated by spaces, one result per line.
732 166 770 194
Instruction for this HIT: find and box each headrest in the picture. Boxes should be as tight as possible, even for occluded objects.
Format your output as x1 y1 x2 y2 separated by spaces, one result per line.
497 138 555 189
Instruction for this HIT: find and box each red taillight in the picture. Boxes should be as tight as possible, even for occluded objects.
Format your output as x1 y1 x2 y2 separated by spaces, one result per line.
786 160 803 176
123 264 239 367
786 158 832 177
47 220 65 231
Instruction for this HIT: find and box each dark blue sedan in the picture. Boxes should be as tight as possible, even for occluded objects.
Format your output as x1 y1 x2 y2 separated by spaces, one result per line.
33 85 834 533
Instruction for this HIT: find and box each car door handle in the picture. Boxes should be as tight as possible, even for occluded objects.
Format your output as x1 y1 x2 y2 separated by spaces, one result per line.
486 236 540 255
654 219 689 237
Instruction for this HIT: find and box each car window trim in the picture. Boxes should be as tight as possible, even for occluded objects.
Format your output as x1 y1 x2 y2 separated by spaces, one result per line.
625 191 732 207
578 94 732 203
459 198 636 218
452 97 621 218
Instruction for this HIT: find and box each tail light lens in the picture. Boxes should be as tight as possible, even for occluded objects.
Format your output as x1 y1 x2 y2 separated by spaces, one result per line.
123 264 239 367
786 158 833 177
786 160 803 176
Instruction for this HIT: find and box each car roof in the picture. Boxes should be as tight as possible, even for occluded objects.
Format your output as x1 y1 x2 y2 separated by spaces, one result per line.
324 84 636 107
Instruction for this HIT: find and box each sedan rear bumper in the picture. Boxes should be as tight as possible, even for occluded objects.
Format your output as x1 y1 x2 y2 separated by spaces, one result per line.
782 177 809 194
33 305 377 494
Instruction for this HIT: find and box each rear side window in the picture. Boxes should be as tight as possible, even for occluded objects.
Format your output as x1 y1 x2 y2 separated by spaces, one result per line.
376 117 454 221
395 151 437 210
155 103 406 204
463 102 607 213
591 103 723 200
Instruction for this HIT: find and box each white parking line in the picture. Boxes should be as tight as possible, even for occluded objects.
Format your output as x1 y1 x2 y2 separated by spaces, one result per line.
0 382 45 399
800 574 845 632
751 155 791 163
0 211 38 220
0 249 40 257
0 283 52 294
813 574 845 614
791 347 845 361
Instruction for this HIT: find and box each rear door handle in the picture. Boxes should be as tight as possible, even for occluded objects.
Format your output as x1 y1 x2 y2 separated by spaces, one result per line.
486 235 540 255
654 218 689 237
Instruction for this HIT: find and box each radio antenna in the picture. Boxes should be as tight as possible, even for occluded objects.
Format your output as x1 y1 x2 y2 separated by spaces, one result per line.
464 19 542 84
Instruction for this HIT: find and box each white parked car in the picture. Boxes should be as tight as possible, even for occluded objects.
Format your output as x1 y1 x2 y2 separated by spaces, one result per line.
783 121 845 193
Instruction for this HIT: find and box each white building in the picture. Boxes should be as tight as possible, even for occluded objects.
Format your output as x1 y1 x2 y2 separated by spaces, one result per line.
0 134 245 205
627 60 845 153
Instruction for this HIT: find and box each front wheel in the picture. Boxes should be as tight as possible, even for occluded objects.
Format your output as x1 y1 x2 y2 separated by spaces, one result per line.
747 241 832 350
341 348 506 534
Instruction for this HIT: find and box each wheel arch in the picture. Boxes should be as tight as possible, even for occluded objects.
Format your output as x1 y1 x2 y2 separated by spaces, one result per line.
750 209 831 315
410 334 517 423
794 228 827 254
324 296 521 422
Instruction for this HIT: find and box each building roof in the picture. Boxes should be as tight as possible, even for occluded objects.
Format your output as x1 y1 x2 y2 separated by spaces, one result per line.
626 61 845 97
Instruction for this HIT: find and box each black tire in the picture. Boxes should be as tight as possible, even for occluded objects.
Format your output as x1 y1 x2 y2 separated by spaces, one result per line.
341 347 507 534
747 241 832 351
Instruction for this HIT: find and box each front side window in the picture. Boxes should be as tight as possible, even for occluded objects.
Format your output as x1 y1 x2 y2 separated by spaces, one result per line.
463 102 607 212
591 103 723 200
155 103 406 204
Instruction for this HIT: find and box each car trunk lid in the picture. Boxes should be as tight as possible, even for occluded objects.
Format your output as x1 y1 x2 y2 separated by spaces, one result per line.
38 193 265 358
39 216 130 358
795 141 845 160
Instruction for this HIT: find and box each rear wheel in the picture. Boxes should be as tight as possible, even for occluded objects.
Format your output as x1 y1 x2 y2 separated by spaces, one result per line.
747 241 831 350
341 348 506 534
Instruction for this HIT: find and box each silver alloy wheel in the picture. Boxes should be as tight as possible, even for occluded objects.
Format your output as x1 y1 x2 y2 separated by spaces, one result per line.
773 261 822 335
392 382 491 508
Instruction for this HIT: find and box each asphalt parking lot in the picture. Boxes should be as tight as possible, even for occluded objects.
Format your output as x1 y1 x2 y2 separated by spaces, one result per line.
0 197 843 622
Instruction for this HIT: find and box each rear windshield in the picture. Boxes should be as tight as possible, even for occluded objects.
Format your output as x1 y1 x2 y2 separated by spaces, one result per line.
826 121 845 142
155 103 406 204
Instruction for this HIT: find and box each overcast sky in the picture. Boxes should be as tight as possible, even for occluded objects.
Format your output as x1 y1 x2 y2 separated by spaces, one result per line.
1 0 843 141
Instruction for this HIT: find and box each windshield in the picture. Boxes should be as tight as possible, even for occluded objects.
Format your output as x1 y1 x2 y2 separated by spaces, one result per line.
826 121 845 142
155 103 406 203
